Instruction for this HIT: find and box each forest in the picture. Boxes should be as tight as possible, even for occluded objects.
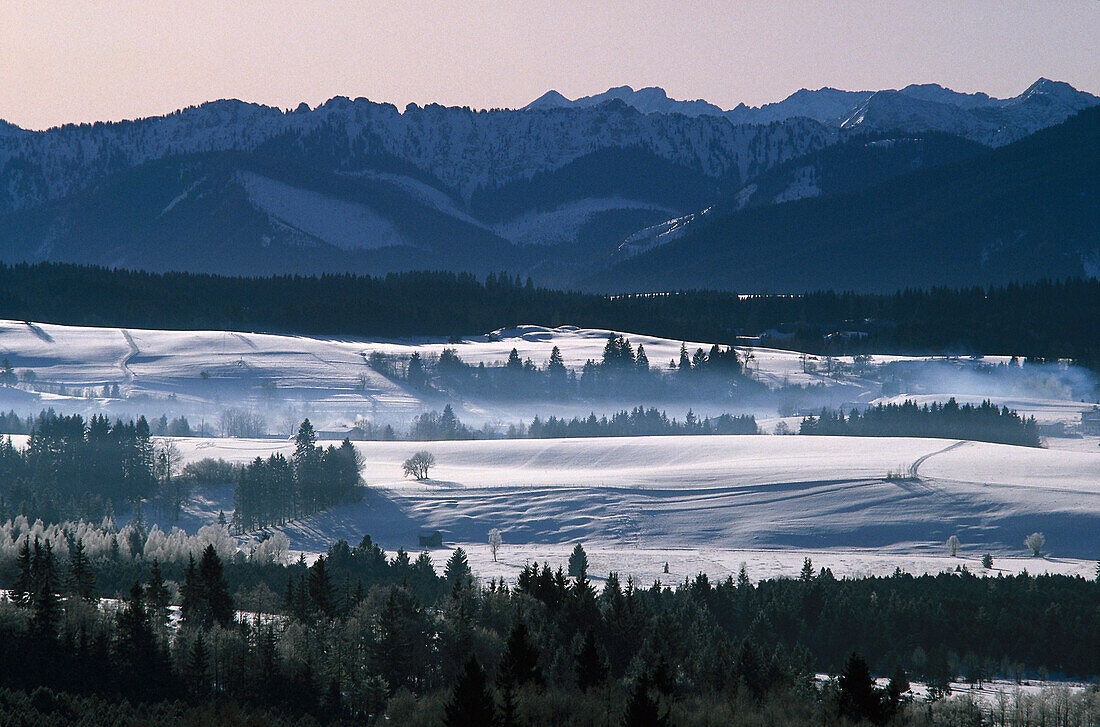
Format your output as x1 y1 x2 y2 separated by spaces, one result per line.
0 530 1097 727
0 263 1097 366
369 334 759 402
0 415 362 528
799 399 1041 447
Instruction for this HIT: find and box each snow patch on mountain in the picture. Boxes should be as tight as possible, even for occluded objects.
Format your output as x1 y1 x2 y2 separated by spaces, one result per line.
493 197 675 246
237 171 412 251
772 166 821 203
616 207 711 258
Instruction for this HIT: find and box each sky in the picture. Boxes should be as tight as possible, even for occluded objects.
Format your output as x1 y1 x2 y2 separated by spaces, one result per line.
1 0 1098 130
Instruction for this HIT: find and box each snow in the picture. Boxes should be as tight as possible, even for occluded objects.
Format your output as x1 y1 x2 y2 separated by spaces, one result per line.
0 317 1096 584
237 171 412 250
163 433 1100 571
492 197 674 246
1 320 1095 436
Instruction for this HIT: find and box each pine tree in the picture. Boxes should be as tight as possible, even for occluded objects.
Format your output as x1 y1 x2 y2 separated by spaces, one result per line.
146 560 169 630
568 543 588 580
181 554 200 625
498 620 541 688
800 557 815 582
308 555 335 618
443 655 497 727
445 548 473 591
68 538 97 600
621 675 670 727
198 544 234 627
13 538 32 606
575 629 606 690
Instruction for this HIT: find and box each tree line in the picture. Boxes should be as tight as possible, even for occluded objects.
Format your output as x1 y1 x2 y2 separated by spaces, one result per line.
0 412 157 522
1 262 1097 368
231 420 363 532
799 399 1041 447
0 409 193 438
373 334 760 402
0 533 1096 726
526 408 758 438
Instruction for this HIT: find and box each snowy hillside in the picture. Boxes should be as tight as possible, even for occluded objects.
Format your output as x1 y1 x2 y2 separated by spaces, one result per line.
0 79 1094 285
1 319 1094 432
162 433 1100 579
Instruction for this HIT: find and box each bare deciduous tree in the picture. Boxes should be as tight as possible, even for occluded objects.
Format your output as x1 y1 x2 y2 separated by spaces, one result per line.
947 535 960 557
403 451 435 480
488 528 502 562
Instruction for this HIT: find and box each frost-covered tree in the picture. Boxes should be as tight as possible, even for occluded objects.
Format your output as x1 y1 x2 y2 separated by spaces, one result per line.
1025 532 1045 557
0 358 15 387
488 528 502 562
947 535 960 557
403 451 435 480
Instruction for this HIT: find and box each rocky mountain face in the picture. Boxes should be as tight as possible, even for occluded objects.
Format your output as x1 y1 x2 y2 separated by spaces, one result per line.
0 79 1094 289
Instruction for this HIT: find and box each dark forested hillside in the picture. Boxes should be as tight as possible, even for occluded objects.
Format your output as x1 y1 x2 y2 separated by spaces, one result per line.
603 107 1100 292
0 264 1098 366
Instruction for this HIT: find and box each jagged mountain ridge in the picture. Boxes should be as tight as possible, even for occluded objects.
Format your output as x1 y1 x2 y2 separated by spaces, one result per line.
600 106 1100 293
531 78 1098 145
0 78 1094 287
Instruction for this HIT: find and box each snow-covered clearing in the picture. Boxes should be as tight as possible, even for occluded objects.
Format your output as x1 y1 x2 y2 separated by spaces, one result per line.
0 318 1096 582
3 319 1094 436
162 434 1100 580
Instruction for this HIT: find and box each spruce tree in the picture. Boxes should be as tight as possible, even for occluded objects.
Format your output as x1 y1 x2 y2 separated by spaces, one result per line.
187 633 209 697
30 539 60 639
568 542 588 580
838 652 882 724
575 629 606 690
198 544 234 627
498 620 541 688
13 538 32 606
444 548 473 591
146 560 169 630
181 554 200 625
68 538 96 600
307 556 335 618
621 675 670 727
443 655 497 727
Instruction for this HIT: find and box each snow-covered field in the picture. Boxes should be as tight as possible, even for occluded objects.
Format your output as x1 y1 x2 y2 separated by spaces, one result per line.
1 318 1097 583
161 434 1100 580
1 319 1095 434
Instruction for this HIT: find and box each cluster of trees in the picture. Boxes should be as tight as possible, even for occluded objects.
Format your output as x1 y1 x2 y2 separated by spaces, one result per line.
231 420 362 532
0 412 158 521
0 408 192 439
0 534 1097 726
1 263 1097 369
378 335 760 402
799 399 1041 447
527 408 758 438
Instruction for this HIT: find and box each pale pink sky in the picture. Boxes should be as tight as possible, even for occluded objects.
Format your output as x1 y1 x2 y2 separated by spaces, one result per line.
1 0 1097 130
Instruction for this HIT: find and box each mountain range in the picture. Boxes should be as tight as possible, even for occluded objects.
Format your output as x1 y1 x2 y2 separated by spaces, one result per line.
0 78 1095 291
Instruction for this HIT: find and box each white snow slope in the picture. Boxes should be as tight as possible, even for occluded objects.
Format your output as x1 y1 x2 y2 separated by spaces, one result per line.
168 434 1100 567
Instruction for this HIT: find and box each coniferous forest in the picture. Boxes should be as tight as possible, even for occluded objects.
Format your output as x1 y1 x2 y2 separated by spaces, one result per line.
0 263 1098 367
800 399 1041 447
0 531 1097 726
